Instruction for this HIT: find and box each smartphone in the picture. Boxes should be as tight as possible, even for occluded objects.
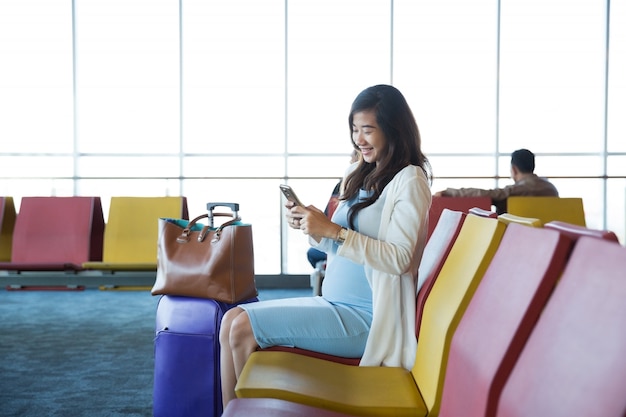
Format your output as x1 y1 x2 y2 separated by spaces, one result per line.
279 184 304 206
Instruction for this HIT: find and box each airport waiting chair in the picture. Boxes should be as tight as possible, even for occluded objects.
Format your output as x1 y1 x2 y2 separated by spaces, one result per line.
0 197 17 262
224 217 623 417
0 196 105 271
438 215 620 417
544 220 619 244
82 196 188 271
444 219 620 417
497 212 542 227
261 208 466 367
222 397 358 417
222 397 359 417
427 196 492 239
234 213 506 417
506 196 586 226
414 208 466 337
437 220 572 417
495 236 626 417
467 206 498 218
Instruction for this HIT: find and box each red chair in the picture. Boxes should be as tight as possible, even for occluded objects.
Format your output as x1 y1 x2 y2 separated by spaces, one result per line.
438 221 573 417
544 220 619 244
0 196 104 271
428 196 491 239
495 237 626 417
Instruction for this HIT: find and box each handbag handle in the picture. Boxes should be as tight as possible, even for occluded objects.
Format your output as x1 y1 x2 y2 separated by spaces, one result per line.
176 213 242 244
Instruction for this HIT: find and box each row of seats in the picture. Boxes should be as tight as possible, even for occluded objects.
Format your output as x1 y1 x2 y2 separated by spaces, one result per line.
0 196 188 282
310 195 587 296
0 194 588 284
427 195 587 239
0 194 586 266
222 209 623 417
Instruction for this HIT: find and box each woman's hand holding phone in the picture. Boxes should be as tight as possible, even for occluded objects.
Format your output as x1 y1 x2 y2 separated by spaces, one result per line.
279 184 303 207
280 184 340 242
280 184 305 230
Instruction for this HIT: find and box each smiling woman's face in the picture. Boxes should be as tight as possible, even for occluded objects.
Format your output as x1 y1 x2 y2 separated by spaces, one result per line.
351 110 386 165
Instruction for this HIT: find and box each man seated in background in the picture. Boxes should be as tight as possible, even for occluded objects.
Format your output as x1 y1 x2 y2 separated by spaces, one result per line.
434 148 559 214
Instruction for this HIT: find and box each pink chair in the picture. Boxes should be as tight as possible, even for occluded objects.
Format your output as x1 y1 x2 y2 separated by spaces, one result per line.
544 220 619 244
440 218 621 417
495 237 626 417
0 196 104 271
438 221 573 417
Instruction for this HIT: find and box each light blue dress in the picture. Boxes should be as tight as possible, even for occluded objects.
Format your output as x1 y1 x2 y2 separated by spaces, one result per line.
240 190 385 357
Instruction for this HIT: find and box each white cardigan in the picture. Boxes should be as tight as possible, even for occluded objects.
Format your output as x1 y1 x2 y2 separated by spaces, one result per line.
315 165 431 370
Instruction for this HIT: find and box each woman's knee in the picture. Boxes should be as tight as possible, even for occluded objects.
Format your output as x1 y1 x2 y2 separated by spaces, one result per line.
229 311 256 350
219 307 243 345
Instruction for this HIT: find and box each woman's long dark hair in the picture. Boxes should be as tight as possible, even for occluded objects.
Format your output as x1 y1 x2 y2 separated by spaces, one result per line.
342 84 432 228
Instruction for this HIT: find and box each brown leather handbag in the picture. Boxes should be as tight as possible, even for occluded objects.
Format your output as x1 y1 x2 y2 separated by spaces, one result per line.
151 203 257 303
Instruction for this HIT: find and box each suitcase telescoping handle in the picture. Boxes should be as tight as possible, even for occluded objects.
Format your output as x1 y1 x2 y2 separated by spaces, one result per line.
206 202 240 227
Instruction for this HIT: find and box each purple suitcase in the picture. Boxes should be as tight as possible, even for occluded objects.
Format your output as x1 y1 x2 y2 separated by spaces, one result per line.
153 295 257 417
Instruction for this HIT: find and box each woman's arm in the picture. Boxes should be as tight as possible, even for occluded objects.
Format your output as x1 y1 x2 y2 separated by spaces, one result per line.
338 166 431 276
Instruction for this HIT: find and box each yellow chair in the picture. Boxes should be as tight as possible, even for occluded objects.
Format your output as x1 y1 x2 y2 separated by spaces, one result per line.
0 197 16 262
83 196 188 271
498 212 542 228
234 213 507 417
506 196 585 226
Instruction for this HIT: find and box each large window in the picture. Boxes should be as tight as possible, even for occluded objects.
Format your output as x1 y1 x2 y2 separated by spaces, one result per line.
1 0 625 276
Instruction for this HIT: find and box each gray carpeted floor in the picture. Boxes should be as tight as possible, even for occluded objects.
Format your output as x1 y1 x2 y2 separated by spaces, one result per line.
0 287 311 417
